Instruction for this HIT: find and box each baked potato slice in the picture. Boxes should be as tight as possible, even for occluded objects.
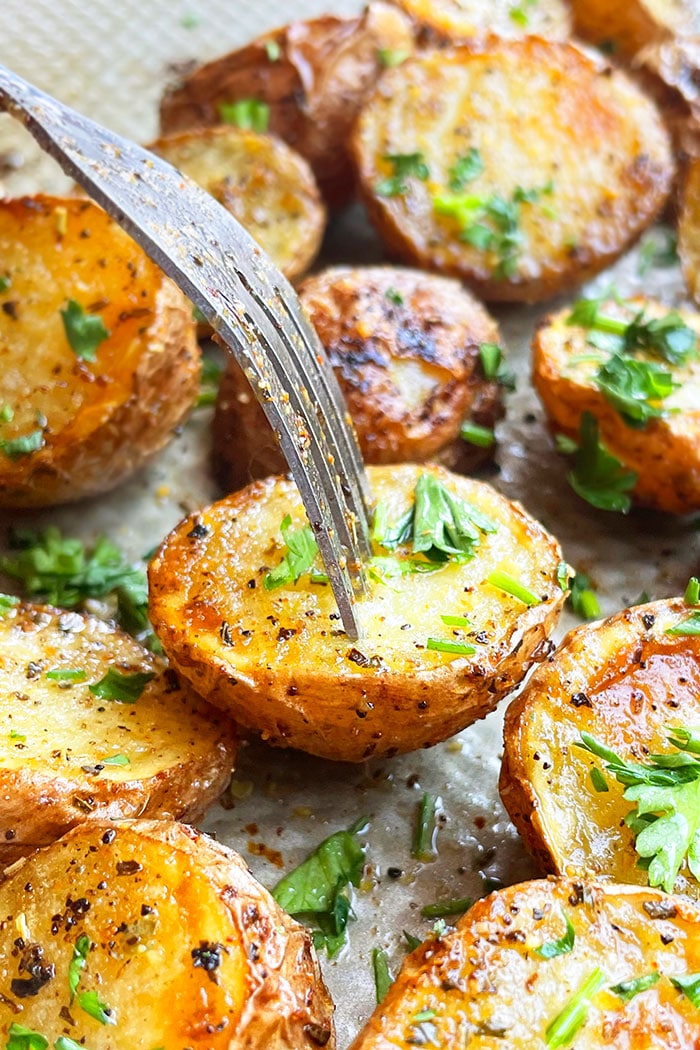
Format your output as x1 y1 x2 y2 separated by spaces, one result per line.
159 2 414 207
148 463 564 762
0 601 236 866
352 39 673 302
0 194 199 508
570 0 700 59
0 819 334 1049
212 265 506 489
148 126 325 283
350 877 700 1049
532 295 700 514
391 0 571 44
500 596 700 898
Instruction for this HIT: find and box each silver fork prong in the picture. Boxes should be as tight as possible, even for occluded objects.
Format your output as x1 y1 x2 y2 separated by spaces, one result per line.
0 63 371 638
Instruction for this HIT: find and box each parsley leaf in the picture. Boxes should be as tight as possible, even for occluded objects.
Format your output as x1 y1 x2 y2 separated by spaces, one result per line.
0 428 44 460
412 792 441 861
217 98 270 132
372 948 393 1003
411 473 497 560
459 420 495 447
273 819 368 957
377 47 409 68
88 668 155 703
595 353 679 427
568 570 601 620
611 972 660 1001
670 973 700 1008
55 1039 85 1050
263 515 319 590
420 897 472 918
567 297 697 367
478 342 516 391
563 413 637 513
68 933 90 1000
535 913 575 958
637 228 678 276
60 299 110 361
487 569 541 606
77 988 116 1025
448 148 483 191
196 356 223 408
545 969 605 1049
376 152 430 197
5 1024 49 1050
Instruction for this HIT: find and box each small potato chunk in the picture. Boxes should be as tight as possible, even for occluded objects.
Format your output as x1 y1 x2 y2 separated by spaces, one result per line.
570 0 700 59
212 265 505 489
501 598 700 898
0 602 236 865
532 296 700 514
391 0 571 44
680 154 700 303
0 820 334 1049
350 877 700 1050
148 127 325 283
148 463 564 762
159 2 414 207
0 195 199 508
352 40 673 302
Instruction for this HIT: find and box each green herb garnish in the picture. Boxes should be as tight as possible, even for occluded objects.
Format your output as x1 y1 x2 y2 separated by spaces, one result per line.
685 577 700 605
9 730 25 742
440 614 471 627
0 593 19 616
637 228 678 276
265 40 281 62
595 353 678 427
377 47 409 68
545 968 605 1048
385 287 404 305
478 342 516 391
611 971 660 1001
403 930 422 951
562 413 637 513
487 569 541 606
568 570 601 620
459 420 495 448
5 1024 49 1050
263 514 319 590
68 933 90 1000
411 474 497 560
420 897 472 918
0 275 11 293
412 793 441 862
376 152 429 197
45 668 87 682
448 148 483 192
218 98 270 132
77 989 115 1025
535 913 575 959
567 297 697 367
100 753 130 767
196 356 223 408
60 299 110 361
0 429 44 460
590 767 609 792
88 668 155 704
372 948 393 1002
670 972 700 1008
426 637 476 656
55 1039 86 1050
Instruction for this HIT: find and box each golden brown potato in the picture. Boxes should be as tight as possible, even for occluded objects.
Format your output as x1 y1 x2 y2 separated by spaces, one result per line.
680 153 700 301
632 36 700 166
0 601 236 866
570 0 700 59
148 463 564 762
350 877 700 1050
0 194 199 508
212 265 506 490
391 0 571 44
159 2 414 207
148 126 325 283
0 820 334 1049
532 295 700 514
501 597 700 898
352 40 673 302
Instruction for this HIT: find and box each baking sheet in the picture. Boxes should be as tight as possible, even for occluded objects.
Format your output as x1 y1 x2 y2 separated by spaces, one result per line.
1 3 699 1045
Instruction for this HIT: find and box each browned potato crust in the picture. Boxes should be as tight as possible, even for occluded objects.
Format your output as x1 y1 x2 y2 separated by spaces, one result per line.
352 40 673 302
570 0 700 58
212 265 505 490
148 463 564 762
350 877 700 1049
532 297 700 514
0 602 236 866
391 0 571 44
501 598 700 897
680 153 700 301
0 195 199 508
159 2 414 207
632 36 700 166
0 820 334 1049
148 126 325 283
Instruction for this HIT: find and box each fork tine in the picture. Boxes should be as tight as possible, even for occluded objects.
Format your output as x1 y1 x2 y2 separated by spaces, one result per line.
0 63 371 638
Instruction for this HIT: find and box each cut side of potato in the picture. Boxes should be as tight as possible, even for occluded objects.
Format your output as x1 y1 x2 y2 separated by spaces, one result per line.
532 295 700 514
159 2 414 207
570 0 700 59
500 597 700 898
0 194 199 507
0 820 334 1049
148 126 325 283
391 0 571 43
0 602 236 865
213 265 505 490
148 463 564 762
350 877 700 1049
352 40 673 302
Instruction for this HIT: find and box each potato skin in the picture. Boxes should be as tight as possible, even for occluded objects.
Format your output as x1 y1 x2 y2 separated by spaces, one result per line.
148 463 564 762
0 195 199 508
159 3 414 207
680 154 700 303
532 296 700 514
349 877 700 1049
570 0 699 59
0 820 334 1049
148 126 325 283
212 265 504 489
0 602 236 866
500 598 700 897
391 0 571 44
352 40 673 302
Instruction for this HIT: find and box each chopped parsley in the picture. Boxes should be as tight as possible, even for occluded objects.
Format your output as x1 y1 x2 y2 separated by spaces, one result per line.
0 275 11 293
426 637 476 656
196 356 223 408
478 342 516 391
577 728 700 893
594 353 679 427
670 973 700 1009
88 668 155 703
440 614 471 627
545 968 605 1048
685 577 700 605
100 753 130 766
45 668 87 682
459 420 495 448
568 570 601 620
637 228 678 276
487 569 541 606
5 1024 49 1050
404 930 422 951
77 988 115 1025
9 730 25 742
509 0 537 26
265 40 281 62
667 579 700 635
372 948 393 1003
376 152 429 197
0 593 19 616
60 299 110 361
412 792 441 862
534 913 575 958
420 897 472 918
567 296 697 367
263 515 319 590
385 286 404 306
448 148 483 192
611 971 660 1001
558 412 637 513
68 934 90 1000
217 98 270 132
0 428 44 460
55 1039 85 1050
377 47 409 68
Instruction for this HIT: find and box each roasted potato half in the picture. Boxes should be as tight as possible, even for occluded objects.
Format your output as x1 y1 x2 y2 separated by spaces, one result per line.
0 194 199 508
159 2 414 207
532 295 700 514
350 877 700 1049
213 265 505 489
149 463 564 762
501 597 700 898
632 36 700 166
352 40 673 302
0 820 334 1049
0 601 236 865
570 0 700 59
148 126 325 283
391 0 571 44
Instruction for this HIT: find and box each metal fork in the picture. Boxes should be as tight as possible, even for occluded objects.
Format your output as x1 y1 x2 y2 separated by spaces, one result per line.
0 63 371 639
